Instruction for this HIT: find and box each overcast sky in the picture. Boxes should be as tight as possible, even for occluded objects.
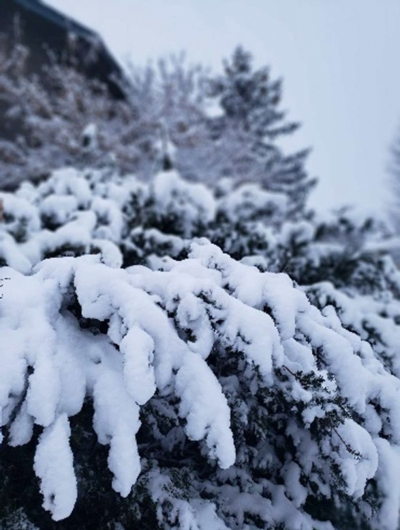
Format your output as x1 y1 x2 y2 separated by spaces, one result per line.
47 0 400 213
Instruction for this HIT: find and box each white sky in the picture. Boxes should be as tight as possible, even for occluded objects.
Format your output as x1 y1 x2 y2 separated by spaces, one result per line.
47 0 400 213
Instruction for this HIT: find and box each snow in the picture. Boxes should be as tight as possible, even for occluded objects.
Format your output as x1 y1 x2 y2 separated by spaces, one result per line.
121 324 156 405
374 439 400 530
92 370 141 497
39 167 92 208
34 414 77 521
0 232 32 274
219 183 287 224
153 170 216 236
0 166 291 278
40 194 78 226
334 419 378 498
175 352 235 469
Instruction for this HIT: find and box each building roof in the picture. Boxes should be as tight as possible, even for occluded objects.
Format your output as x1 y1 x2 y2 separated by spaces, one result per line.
13 0 96 40
0 0 125 98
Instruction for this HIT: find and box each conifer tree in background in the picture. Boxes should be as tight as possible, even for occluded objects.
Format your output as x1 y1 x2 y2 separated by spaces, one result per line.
387 125 400 241
1 46 400 530
205 46 315 216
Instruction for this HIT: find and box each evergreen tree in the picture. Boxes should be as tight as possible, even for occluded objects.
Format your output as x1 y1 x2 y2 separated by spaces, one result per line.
388 125 400 233
204 46 315 217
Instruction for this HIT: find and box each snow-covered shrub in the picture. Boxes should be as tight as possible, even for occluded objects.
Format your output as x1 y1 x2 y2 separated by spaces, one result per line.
1 165 392 295
2 240 400 530
275 207 393 290
0 166 289 274
1 166 400 529
3 163 398 312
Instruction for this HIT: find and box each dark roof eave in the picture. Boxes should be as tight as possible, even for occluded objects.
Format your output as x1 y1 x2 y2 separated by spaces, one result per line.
13 0 98 41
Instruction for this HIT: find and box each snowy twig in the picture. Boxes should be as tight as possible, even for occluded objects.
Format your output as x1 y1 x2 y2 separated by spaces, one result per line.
282 365 355 456
332 427 356 455
282 365 296 377
0 277 10 299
